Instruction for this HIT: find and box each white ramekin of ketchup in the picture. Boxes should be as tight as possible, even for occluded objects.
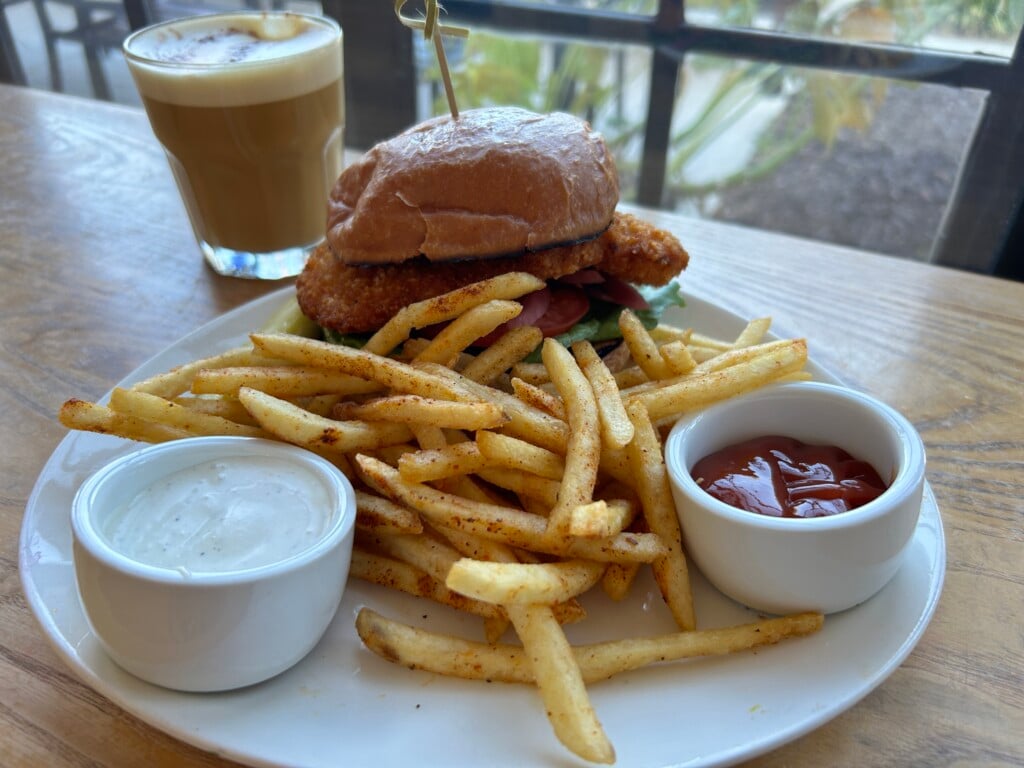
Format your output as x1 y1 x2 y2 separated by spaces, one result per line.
71 436 356 691
665 381 926 615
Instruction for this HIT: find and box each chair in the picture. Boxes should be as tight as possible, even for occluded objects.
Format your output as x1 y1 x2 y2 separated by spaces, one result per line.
1 0 29 84
994 204 1024 281
30 0 130 100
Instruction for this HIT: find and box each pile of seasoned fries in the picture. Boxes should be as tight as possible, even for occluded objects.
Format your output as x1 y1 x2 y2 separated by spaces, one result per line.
61 273 821 764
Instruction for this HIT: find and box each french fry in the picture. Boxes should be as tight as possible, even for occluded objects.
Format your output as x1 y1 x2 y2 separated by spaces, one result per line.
324 451 356 479
356 607 825 684
648 324 692 345
432 523 519 564
483 616 511 644
658 339 696 376
430 522 583 633
355 490 423 535
350 549 503 620
408 423 448 450
59 398 191 443
507 603 615 764
626 339 808 421
596 446 638 492
777 370 814 383
422 363 570 454
571 340 634 450
685 346 721 364
238 387 412 452
171 395 260 426
364 529 463 585
475 430 565 480
364 272 545 355
597 339 633 373
601 561 640 601
129 345 283 398
612 366 648 389
397 441 489 484
250 333 469 401
687 332 733 353
510 377 567 420
191 366 377 398
355 455 666 563
567 499 636 539
461 326 543 385
394 337 431 361
446 558 605 605
366 442 418 467
509 361 550 385
732 316 772 348
412 299 524 366
428 522 519 642
474 467 561 508
619 309 670 380
542 338 600 537
625 400 695 631
443 474 513 507
108 387 265 438
332 394 507 431
691 338 795 375
295 393 344 418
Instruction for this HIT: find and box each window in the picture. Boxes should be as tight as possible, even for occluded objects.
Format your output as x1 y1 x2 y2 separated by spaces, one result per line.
330 0 1024 276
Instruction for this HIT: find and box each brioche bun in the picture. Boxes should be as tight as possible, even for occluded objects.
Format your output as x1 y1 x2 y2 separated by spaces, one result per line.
326 107 619 265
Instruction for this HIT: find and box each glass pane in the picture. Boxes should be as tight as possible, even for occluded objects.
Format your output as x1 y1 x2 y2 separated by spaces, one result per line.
686 0 1021 59
497 0 657 15
665 54 986 261
417 34 986 261
415 31 653 200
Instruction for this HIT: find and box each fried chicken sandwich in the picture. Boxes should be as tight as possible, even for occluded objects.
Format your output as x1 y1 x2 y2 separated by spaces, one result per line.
296 106 689 347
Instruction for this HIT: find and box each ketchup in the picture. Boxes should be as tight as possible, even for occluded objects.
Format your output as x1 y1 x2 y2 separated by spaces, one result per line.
691 436 887 518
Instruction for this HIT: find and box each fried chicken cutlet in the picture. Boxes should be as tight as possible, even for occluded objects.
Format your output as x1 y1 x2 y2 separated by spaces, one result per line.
297 212 689 334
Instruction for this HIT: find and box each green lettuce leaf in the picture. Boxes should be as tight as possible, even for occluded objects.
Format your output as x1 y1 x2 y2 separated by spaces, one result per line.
323 328 372 348
523 280 686 361
635 281 688 328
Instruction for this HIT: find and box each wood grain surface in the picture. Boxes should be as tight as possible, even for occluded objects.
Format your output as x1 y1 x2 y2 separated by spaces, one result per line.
1 83 1021 768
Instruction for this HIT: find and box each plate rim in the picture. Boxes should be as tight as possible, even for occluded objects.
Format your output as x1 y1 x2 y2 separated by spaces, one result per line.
19 286 946 768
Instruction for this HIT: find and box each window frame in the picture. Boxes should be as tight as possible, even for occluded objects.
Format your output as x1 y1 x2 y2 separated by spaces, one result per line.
325 0 1024 275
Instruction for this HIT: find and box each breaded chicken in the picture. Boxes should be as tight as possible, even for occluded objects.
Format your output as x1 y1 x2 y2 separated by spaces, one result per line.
600 212 690 286
297 213 689 334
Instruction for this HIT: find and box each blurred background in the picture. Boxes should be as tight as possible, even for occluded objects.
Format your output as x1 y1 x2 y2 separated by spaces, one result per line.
2 0 1022 279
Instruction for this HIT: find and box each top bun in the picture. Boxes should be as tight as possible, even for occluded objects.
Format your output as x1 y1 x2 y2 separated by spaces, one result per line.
326 107 619 265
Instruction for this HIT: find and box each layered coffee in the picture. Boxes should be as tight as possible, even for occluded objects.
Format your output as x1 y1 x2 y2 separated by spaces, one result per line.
124 13 344 277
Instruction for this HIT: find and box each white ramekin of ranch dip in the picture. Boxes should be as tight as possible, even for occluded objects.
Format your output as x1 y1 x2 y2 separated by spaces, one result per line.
71 436 356 692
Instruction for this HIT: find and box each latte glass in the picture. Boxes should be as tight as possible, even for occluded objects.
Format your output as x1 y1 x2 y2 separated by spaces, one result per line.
124 12 344 279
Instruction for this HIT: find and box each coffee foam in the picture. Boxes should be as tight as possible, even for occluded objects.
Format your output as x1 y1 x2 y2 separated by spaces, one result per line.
125 13 341 107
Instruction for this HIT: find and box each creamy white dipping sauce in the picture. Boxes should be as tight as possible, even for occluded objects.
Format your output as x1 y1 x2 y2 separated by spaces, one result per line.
100 456 333 574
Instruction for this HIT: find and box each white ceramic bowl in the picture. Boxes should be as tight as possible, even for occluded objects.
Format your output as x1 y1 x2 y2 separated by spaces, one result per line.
665 381 926 615
71 436 356 692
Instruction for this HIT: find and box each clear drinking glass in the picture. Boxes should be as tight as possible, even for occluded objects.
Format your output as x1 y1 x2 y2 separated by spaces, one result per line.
124 12 344 279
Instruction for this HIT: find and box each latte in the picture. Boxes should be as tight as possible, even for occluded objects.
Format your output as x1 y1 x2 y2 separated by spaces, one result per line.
124 13 344 277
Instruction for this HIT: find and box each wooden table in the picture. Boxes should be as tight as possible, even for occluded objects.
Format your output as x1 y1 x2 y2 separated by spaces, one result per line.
1 83 1021 767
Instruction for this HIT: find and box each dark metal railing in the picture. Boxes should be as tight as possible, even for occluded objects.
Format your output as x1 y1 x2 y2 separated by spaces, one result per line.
427 0 1024 275
4 0 1011 273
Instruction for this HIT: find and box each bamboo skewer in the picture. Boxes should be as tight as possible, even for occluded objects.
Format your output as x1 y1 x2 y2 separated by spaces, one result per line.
395 0 468 120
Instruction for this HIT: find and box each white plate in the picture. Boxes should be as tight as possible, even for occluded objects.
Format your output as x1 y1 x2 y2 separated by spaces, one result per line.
20 288 945 768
